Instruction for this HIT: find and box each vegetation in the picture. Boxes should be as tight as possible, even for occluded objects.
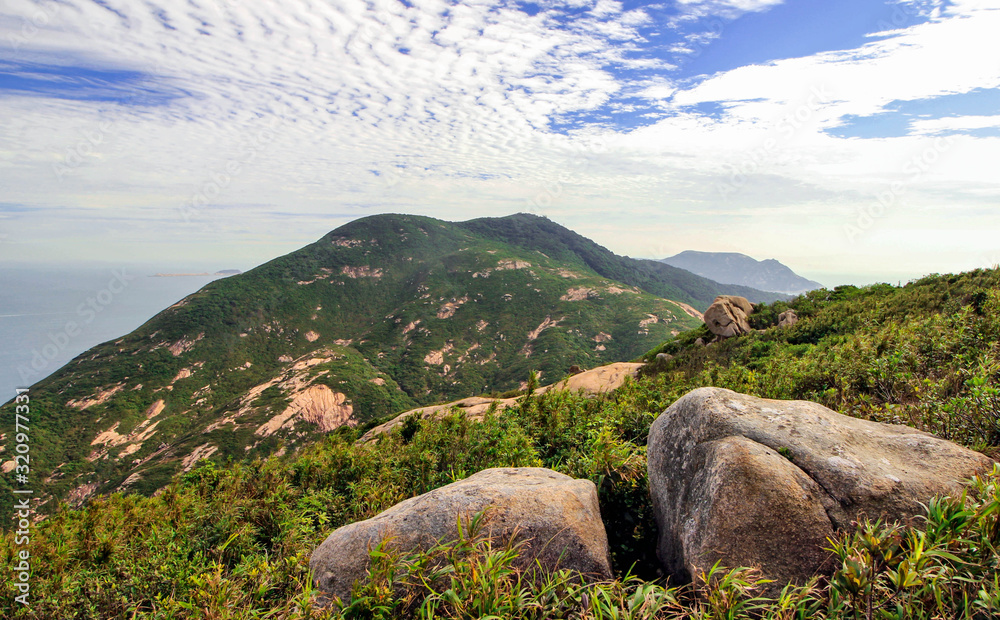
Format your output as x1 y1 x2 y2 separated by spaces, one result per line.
2 212 733 519
3 375 1000 618
458 214 786 306
642 268 1000 454
4 257 1000 617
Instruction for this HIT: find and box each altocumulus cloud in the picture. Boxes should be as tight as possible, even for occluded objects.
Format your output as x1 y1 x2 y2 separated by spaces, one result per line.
0 0 998 280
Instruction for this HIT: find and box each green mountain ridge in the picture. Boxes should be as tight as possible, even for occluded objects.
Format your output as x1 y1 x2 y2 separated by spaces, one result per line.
0 213 783 516
457 214 785 306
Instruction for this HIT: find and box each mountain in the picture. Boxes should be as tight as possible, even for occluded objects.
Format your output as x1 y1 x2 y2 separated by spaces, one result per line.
661 250 823 295
0 213 785 514
8 268 1000 618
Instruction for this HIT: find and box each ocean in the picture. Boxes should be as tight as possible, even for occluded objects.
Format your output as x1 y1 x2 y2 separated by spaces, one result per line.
0 263 231 404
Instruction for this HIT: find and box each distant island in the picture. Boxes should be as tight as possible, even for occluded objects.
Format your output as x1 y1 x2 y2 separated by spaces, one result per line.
151 269 242 277
661 251 822 295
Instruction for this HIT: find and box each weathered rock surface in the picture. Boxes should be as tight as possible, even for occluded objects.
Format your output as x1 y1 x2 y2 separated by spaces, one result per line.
310 467 612 602
539 362 642 396
359 395 517 442
778 309 799 328
703 295 754 338
647 387 994 588
359 362 643 442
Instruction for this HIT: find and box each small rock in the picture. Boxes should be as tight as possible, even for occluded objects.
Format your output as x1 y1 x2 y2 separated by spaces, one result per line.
778 309 798 328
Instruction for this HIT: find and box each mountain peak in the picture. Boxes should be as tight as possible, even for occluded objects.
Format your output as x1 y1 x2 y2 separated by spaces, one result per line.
661 251 823 295
5 214 789 515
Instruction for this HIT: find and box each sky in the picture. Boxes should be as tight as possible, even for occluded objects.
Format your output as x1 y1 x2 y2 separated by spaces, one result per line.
1 0 999 286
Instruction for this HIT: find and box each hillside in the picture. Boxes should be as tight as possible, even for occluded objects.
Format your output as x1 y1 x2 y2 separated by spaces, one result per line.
0 213 783 516
642 268 1000 450
3 268 999 619
460 215 787 305
662 250 823 294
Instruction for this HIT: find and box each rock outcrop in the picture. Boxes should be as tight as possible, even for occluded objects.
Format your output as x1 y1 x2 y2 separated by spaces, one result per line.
703 295 754 338
359 362 643 442
310 467 612 603
647 387 994 588
539 362 642 396
777 309 798 328
359 396 517 441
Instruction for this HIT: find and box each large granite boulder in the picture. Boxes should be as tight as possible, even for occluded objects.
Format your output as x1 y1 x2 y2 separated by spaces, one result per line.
703 296 754 338
310 467 613 603
647 387 994 588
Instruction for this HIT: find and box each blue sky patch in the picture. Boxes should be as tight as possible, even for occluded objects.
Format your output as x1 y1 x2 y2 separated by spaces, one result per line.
0 61 184 105
888 88 1000 118
516 2 541 17
670 0 945 80
956 127 1000 138
827 88 1000 138
826 111 914 139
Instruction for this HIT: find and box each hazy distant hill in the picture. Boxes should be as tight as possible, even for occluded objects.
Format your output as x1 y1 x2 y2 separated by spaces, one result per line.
1 213 786 513
661 250 823 295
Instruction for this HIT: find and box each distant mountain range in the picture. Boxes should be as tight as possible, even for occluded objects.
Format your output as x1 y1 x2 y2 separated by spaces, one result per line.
661 251 823 295
2 213 787 513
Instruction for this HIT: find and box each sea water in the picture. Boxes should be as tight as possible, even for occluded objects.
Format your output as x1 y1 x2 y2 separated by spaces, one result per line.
0 263 231 404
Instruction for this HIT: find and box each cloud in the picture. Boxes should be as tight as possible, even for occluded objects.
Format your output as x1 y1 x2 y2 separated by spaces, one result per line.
0 0 997 280
671 0 785 21
911 115 1000 135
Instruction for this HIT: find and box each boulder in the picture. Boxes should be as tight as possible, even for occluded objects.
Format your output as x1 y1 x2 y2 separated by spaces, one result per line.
703 295 754 338
310 467 613 603
777 309 798 328
647 387 994 588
